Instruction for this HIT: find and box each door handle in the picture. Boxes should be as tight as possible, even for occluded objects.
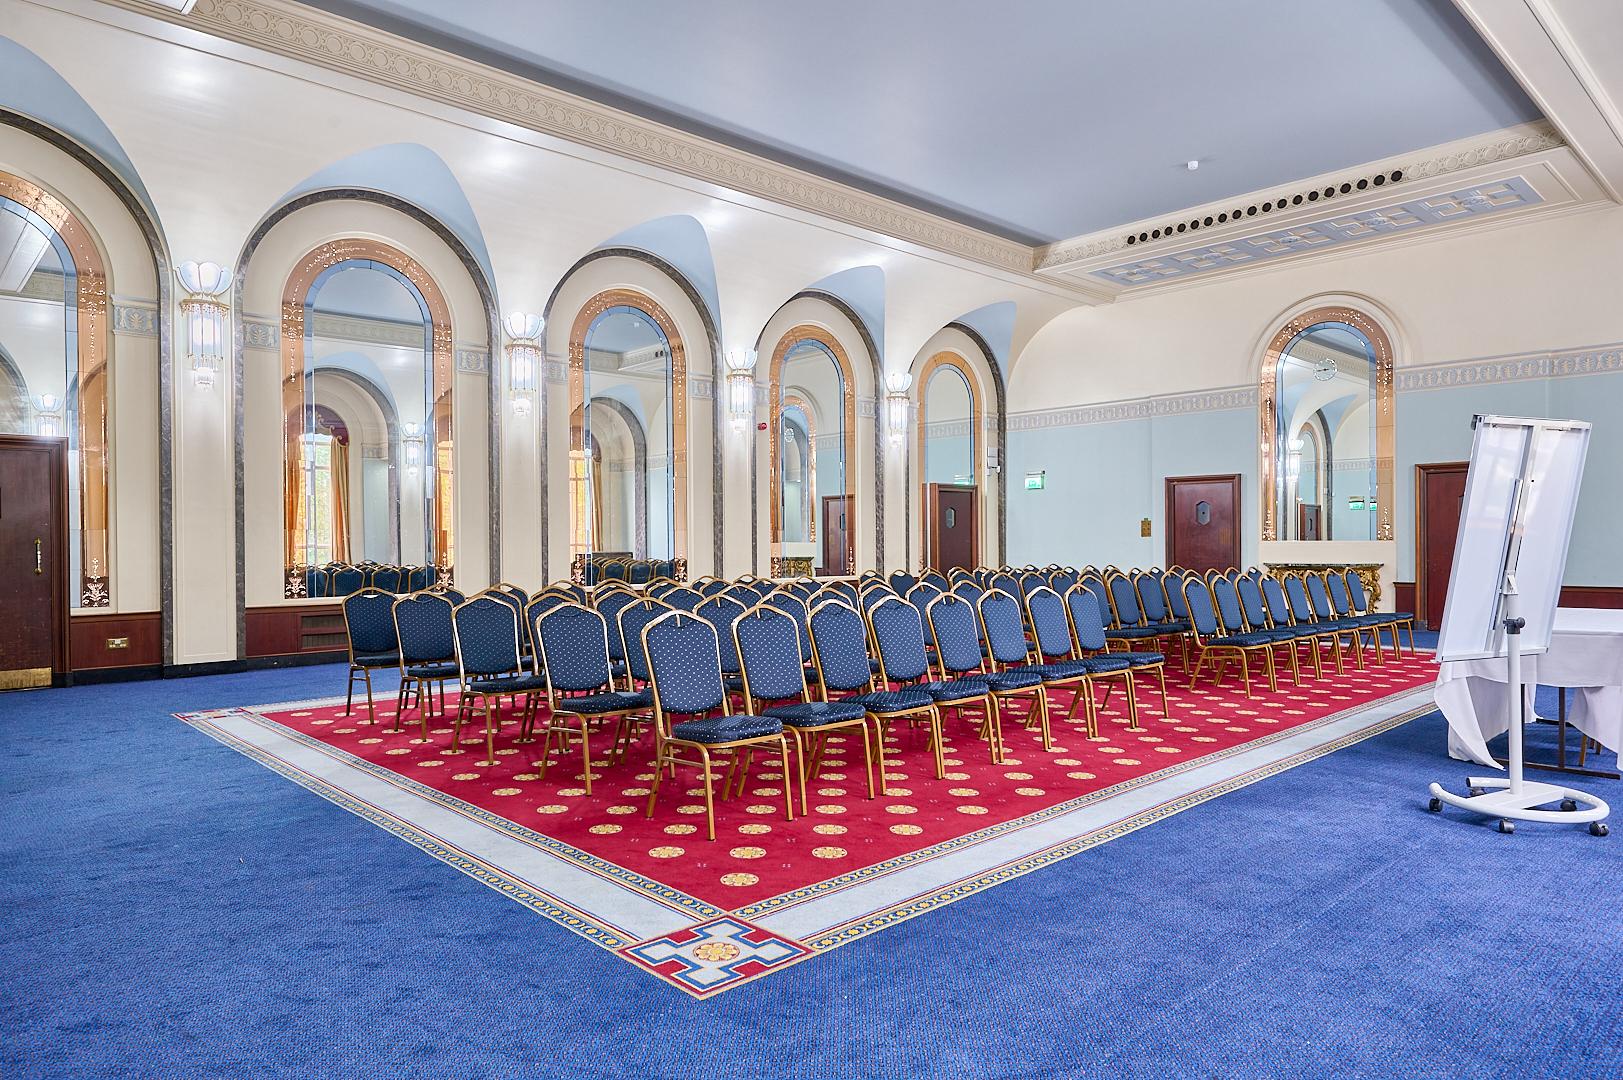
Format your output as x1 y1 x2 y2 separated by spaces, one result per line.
34 538 42 574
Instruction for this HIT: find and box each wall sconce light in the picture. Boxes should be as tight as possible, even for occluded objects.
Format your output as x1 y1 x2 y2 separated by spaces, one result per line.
34 393 63 437
176 260 233 388
884 371 912 442
503 311 544 417
724 346 758 430
402 421 424 477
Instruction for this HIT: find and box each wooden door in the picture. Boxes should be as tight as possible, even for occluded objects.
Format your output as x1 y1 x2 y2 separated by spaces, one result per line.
821 494 853 576
0 436 67 687
926 484 978 572
1417 462 1469 630
1298 504 1321 541
1165 474 1240 573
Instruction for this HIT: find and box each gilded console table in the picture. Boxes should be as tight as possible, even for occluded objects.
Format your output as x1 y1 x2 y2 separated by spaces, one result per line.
1263 562 1384 608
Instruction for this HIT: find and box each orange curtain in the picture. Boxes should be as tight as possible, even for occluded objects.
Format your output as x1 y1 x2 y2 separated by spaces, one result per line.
284 436 306 567
331 437 351 563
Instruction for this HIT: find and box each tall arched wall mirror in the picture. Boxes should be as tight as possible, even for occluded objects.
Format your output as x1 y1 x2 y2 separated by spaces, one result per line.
568 290 685 574
916 351 982 571
1259 305 1394 543
0 171 109 607
281 241 454 596
769 325 855 576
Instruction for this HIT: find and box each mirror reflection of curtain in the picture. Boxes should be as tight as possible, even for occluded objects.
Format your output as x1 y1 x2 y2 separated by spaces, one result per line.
330 436 351 563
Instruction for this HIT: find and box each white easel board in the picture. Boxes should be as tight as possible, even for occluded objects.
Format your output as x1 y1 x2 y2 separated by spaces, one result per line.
1435 415 1590 663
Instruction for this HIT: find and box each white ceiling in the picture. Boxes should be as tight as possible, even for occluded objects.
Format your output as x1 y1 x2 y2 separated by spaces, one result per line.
299 0 1542 244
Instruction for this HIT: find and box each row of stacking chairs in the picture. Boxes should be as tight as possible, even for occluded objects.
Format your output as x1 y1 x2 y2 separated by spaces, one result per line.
579 558 682 585
302 562 439 597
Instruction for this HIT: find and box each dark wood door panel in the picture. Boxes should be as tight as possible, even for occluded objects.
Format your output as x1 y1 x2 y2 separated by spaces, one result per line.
821 495 853 576
1165 474 1240 573
1417 462 1469 630
926 483 978 572
0 437 67 683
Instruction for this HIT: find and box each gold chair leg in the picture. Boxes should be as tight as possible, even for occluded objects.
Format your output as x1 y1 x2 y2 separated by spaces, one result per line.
479 699 498 766
1238 652 1253 698
700 746 717 841
1264 649 1278 693
645 741 667 818
778 737 795 822
579 720 593 795
1124 673 1141 730
930 707 946 778
1156 666 1172 720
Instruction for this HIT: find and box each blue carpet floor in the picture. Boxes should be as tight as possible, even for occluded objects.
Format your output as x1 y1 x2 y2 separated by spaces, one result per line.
3 663 1620 1079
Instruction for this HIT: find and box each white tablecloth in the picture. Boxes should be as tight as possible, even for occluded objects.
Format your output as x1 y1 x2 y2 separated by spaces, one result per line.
1435 607 1623 767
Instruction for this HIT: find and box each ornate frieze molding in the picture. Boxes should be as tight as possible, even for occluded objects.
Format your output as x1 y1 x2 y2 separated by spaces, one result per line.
455 347 490 375
111 300 158 336
241 317 278 349
1006 340 1623 432
145 0 1030 273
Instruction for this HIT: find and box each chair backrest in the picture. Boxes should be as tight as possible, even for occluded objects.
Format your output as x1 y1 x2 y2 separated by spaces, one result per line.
618 599 675 682
734 605 809 704
786 579 820 602
406 566 433 592
1182 578 1223 637
535 603 613 694
1164 572 1193 620
762 591 812 662
808 599 875 694
627 560 652 585
594 589 638 659
371 566 403 593
1283 574 1319 624
392 592 455 664
550 582 588 603
1343 569 1374 615
977 589 1029 667
1236 575 1272 630
343 590 399 656
1078 575 1112 627
1304 573 1339 621
648 581 677 599
642 611 727 717
1107 573 1144 627
1210 576 1248 634
859 586 894 612
1325 572 1356 617
500 583 531 606
695 594 748 674
661 586 704 612
988 571 1020 599
905 582 943 623
951 580 985 605
919 570 949 591
1048 568 1079 594
868 595 931 684
524 593 571 639
1063 586 1110 653
825 579 860 607
332 566 366 596
1261 575 1295 626
601 560 628 582
1024 586 1075 661
452 596 522 678
887 570 918 596
697 578 730 597
304 567 329 597
1135 571 1170 622
926 593 985 678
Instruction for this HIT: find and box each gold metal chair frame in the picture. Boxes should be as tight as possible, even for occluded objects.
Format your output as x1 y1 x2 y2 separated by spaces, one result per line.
391 592 455 741
533 602 654 796
921 592 1016 760
449 597 542 766
640 610 795 841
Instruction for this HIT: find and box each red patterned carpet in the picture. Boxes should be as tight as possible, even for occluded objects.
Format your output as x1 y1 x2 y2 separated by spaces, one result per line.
258 650 1438 908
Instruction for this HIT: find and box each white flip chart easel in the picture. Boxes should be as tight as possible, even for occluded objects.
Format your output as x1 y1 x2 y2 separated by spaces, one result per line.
1428 415 1610 834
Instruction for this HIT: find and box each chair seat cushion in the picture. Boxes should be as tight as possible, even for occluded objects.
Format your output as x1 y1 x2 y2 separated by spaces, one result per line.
1207 633 1280 648
404 660 458 679
1118 652 1164 667
553 689 653 714
986 669 1044 691
1105 627 1161 640
1027 659 1093 680
1150 619 1191 633
671 714 784 744
466 674 550 694
1079 655 1134 673
922 677 991 704
764 701 869 727
844 689 934 713
353 650 400 667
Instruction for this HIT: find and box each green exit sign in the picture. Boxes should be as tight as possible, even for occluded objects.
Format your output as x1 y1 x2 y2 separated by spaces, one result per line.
1024 471 1046 490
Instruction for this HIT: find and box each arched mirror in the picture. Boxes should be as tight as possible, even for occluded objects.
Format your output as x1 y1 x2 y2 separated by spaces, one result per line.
570 298 680 568
282 243 453 596
770 328 854 576
917 352 982 571
1261 306 1393 542
0 173 109 607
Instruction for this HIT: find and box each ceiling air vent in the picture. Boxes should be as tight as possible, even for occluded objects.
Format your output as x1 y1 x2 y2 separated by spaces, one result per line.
1124 169 1405 246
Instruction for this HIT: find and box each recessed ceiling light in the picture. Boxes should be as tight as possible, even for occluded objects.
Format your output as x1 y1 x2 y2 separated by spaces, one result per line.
1186 160 1200 172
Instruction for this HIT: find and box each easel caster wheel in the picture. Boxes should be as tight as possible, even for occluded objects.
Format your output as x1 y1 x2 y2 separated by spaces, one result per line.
1560 798 1578 812
1468 787 1485 797
1497 819 1515 834
1590 822 1609 837
1428 797 1442 813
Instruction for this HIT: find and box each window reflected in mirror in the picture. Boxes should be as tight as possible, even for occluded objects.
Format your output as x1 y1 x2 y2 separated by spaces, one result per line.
283 248 453 598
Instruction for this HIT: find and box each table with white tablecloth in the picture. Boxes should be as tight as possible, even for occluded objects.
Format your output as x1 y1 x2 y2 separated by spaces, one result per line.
1435 607 1623 769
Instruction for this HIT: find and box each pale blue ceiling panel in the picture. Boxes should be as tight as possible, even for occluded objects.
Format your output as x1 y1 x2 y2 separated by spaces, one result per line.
596 214 721 331
298 0 1542 244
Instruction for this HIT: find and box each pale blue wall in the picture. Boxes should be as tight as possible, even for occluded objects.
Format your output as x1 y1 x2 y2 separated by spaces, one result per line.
1007 371 1622 582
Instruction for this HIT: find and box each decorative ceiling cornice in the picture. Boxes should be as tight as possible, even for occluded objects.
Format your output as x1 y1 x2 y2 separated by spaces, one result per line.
120 0 1034 273
1034 121 1568 272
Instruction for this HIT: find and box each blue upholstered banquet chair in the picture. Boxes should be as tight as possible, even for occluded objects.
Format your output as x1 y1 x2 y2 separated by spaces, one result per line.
1066 586 1164 725
451 595 549 765
1023 586 1130 739
391 591 458 737
533 603 654 791
929 592 1047 753
869 594 998 765
342 589 401 725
